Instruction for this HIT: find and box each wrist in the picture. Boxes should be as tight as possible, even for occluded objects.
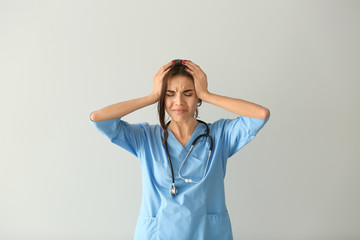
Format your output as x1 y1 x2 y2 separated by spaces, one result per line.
148 93 160 104
198 91 212 102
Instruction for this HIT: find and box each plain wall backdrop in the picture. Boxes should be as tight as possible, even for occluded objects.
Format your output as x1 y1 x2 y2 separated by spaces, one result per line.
1 0 359 239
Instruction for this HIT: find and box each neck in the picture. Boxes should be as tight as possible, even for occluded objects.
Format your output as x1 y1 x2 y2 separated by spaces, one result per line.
168 118 199 145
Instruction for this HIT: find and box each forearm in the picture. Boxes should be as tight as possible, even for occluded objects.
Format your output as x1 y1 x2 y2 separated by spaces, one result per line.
90 94 158 122
201 92 270 119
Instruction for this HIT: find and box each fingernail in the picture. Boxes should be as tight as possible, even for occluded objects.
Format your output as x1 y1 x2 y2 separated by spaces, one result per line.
185 68 188 70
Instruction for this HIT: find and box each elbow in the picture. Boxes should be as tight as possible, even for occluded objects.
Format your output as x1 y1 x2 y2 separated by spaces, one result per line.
89 111 98 122
261 108 270 119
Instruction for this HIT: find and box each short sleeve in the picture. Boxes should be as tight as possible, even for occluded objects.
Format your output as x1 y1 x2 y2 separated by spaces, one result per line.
216 113 270 158
89 112 147 157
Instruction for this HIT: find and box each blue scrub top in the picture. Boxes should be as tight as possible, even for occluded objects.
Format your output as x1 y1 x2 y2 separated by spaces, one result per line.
90 114 270 240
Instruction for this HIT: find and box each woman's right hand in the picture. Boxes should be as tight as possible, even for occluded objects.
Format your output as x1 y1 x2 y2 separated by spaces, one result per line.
152 61 173 101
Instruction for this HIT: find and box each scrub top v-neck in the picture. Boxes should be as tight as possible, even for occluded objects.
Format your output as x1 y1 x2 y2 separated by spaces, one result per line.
167 121 203 148
90 114 270 240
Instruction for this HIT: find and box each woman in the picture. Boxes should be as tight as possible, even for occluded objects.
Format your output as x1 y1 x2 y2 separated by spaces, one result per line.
90 59 270 240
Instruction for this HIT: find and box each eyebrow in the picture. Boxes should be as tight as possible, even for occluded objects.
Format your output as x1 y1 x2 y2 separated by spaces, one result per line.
166 89 194 93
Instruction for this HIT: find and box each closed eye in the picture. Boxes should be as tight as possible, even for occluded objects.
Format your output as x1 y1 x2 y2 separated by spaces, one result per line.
183 90 194 96
166 90 175 97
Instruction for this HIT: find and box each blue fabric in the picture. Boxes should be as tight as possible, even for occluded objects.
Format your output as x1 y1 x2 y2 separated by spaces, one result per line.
90 113 270 240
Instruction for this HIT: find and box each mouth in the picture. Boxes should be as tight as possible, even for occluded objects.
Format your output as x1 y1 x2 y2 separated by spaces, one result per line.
172 109 187 114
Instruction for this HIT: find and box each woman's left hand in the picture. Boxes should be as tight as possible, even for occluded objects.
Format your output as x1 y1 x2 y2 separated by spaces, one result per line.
184 60 209 100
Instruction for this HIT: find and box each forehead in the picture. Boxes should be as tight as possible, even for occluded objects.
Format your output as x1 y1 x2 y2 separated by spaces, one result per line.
167 75 194 90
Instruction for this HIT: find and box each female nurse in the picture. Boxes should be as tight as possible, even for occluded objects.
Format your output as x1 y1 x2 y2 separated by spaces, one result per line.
90 59 270 240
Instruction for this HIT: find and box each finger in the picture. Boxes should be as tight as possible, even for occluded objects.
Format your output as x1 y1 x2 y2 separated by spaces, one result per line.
183 61 200 73
184 65 199 76
184 66 194 73
162 62 173 70
183 60 199 68
160 65 173 77
163 65 172 74
156 62 173 75
189 65 204 77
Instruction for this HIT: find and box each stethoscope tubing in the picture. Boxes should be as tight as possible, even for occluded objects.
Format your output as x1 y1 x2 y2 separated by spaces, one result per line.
164 119 213 197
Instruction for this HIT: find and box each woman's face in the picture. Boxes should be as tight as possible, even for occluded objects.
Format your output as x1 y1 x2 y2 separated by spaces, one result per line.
165 75 198 123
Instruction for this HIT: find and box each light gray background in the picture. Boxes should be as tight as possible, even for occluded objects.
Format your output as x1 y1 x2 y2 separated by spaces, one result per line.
1 0 359 239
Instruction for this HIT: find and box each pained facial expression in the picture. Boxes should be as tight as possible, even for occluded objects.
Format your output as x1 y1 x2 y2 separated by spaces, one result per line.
165 75 198 122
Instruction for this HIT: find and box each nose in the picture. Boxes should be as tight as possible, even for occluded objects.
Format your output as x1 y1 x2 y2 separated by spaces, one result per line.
174 94 185 105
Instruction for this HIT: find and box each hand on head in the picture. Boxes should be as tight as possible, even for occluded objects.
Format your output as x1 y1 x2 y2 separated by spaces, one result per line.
152 61 173 101
182 60 209 100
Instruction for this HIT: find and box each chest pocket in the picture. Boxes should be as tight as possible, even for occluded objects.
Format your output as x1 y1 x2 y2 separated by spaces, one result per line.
178 138 211 182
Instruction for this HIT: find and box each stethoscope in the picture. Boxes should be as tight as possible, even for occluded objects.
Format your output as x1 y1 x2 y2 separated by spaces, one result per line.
164 119 213 197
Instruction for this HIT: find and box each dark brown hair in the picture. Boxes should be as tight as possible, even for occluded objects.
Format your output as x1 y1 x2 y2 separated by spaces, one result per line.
157 59 202 143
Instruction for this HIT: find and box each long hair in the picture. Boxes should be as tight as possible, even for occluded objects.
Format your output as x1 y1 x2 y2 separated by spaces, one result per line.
157 59 202 143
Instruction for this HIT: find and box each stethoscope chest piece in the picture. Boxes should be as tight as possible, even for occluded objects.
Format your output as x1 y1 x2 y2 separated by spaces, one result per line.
169 183 178 197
